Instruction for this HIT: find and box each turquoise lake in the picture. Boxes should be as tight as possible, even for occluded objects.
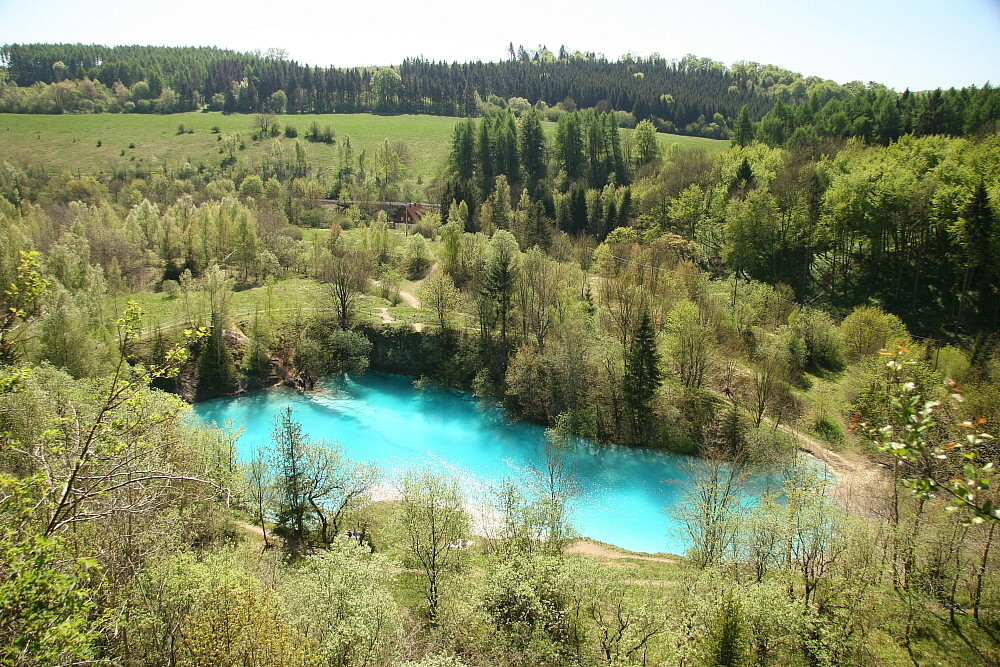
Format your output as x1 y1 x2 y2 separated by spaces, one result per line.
192 372 799 555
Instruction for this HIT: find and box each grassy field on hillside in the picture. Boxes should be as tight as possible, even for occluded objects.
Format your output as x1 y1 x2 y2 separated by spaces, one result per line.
649 130 730 156
0 112 463 181
0 112 729 181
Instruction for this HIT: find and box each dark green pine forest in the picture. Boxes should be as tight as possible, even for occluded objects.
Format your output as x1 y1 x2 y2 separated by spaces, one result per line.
1 41 1000 667
2 42 998 141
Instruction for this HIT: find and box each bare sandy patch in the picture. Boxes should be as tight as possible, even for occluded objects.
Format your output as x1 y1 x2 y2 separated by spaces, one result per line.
565 539 679 564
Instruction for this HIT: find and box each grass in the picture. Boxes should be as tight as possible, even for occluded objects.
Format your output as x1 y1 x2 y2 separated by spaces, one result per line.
117 225 440 337
120 273 431 340
0 111 464 181
651 130 731 155
789 368 861 452
120 277 330 336
0 111 730 182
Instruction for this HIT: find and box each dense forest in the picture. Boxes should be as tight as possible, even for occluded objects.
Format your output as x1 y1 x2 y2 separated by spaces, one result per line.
2 42 1000 667
2 43 998 141
435 109 1000 336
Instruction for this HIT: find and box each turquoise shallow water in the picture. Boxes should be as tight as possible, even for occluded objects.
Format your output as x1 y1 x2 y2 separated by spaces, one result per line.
192 372 795 555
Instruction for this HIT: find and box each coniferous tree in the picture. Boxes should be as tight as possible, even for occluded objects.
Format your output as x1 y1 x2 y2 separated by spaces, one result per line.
481 230 521 344
244 311 271 389
493 108 521 188
956 182 998 329
732 104 754 147
487 175 513 231
518 108 547 196
4 42 996 144
271 407 309 543
702 592 750 667
555 113 585 181
477 117 496 200
196 316 239 400
622 309 662 443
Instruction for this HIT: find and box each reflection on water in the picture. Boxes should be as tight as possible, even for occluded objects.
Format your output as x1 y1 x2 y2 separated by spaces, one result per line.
193 372 810 555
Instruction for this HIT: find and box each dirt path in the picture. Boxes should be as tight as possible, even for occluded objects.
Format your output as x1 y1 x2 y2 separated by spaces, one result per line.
367 278 421 310
397 261 441 309
397 288 421 308
237 520 283 550
378 307 396 324
707 386 889 518
775 420 889 517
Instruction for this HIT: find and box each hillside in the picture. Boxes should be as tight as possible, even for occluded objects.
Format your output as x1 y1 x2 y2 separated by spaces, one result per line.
3 43 997 145
1 41 999 667
0 43 774 129
0 111 728 178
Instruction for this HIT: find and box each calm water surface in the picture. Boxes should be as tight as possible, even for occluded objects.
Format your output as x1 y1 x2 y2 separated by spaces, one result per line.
193 372 796 555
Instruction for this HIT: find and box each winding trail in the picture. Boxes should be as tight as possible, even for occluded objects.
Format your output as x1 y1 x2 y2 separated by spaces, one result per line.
775 420 888 517
397 287 421 308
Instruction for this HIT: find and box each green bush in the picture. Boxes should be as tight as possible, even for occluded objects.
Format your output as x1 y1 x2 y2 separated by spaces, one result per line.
813 415 844 445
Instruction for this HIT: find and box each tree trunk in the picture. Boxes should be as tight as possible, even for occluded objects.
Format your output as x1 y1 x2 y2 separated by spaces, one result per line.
973 521 996 623
258 496 270 549
309 497 329 544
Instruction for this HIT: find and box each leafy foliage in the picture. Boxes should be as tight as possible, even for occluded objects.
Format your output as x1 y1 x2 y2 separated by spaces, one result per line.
282 541 401 667
0 251 48 363
861 346 998 524
0 477 99 667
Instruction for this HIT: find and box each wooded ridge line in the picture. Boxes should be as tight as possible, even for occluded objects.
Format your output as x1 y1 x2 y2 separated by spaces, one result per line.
3 42 996 142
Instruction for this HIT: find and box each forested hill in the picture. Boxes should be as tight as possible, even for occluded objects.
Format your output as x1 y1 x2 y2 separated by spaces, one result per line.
2 43 998 141
0 44 772 125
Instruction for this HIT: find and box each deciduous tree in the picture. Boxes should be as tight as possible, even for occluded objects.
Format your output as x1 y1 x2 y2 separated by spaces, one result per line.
321 248 373 330
420 270 461 331
674 449 748 568
630 119 660 169
283 542 401 667
398 470 469 623
0 251 48 363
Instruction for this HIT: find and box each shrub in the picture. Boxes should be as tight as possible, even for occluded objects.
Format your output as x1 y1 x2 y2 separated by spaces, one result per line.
790 307 845 371
161 279 180 298
840 305 908 361
935 345 970 383
403 235 431 279
813 415 844 445
413 220 437 239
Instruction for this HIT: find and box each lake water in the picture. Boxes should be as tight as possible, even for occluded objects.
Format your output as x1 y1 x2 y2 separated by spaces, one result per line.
192 372 801 555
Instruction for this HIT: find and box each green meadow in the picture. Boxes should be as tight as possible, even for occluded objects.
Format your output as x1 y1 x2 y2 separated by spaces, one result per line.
0 112 463 180
0 111 729 181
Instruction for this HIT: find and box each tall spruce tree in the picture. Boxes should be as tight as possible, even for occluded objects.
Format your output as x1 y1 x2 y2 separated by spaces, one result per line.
622 309 663 443
732 104 754 147
956 181 997 329
555 113 585 181
271 407 309 543
481 230 521 344
518 108 547 196
196 314 239 400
